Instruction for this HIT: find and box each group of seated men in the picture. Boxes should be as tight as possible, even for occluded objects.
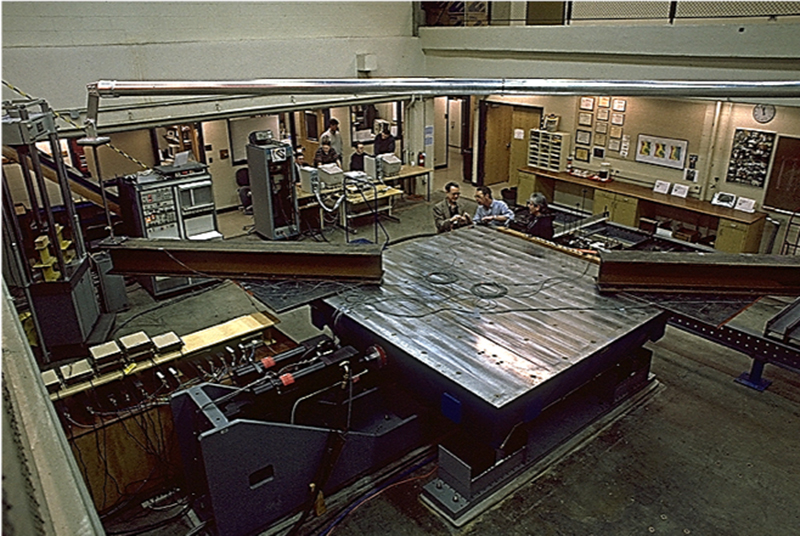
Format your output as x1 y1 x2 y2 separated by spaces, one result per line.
433 182 554 240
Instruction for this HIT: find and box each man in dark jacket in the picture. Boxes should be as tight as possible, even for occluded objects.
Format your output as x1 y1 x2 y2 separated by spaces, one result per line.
525 192 555 240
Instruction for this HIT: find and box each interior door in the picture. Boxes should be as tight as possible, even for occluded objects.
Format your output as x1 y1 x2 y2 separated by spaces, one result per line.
448 98 462 148
484 103 513 185
433 97 448 168
509 106 542 187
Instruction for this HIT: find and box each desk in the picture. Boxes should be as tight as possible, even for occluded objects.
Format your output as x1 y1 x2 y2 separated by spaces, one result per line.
519 168 767 253
383 165 434 201
342 185 403 227
296 185 404 231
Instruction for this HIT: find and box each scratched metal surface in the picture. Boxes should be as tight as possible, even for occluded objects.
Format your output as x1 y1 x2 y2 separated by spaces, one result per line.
325 226 662 409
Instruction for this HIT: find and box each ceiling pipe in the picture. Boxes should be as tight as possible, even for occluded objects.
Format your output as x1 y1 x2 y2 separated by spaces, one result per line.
83 77 800 138
88 78 800 98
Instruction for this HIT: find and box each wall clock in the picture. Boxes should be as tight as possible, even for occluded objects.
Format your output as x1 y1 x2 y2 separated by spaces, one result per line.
753 104 776 124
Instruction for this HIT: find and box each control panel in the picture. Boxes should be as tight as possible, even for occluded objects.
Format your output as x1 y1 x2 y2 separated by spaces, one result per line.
139 186 179 238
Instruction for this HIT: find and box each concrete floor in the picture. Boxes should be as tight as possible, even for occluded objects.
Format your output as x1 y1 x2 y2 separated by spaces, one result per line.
106 150 800 535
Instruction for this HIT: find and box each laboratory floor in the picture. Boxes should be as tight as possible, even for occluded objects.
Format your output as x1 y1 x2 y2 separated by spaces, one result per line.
103 150 800 536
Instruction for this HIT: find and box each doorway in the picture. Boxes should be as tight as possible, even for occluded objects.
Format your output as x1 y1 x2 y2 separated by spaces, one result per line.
478 102 542 187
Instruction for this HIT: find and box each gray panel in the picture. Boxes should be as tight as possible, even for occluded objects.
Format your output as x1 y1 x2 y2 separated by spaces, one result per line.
325 227 661 408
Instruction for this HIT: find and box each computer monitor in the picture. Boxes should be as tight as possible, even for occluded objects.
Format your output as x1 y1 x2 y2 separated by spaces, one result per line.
298 165 317 192
378 154 402 177
318 163 344 188
364 154 378 180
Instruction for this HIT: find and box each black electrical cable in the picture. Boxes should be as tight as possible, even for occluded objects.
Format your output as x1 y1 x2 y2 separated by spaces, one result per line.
112 280 223 337
425 271 459 285
286 430 348 536
470 281 508 299
104 504 191 536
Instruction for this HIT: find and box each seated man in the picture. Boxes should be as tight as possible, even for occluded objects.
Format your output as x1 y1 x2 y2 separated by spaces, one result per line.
433 181 470 233
473 186 514 228
525 192 555 240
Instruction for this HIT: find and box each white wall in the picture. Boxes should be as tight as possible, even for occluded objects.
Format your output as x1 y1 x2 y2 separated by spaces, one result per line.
419 22 800 83
2 2 423 111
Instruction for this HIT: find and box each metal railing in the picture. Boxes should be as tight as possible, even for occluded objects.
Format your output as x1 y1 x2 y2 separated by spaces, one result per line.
419 1 800 27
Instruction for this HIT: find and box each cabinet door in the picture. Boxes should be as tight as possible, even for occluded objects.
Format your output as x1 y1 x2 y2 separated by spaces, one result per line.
517 172 537 205
716 218 763 253
613 195 640 228
715 219 747 253
593 189 615 216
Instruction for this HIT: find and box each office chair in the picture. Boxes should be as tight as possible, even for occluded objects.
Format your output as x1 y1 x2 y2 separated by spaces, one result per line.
236 168 252 215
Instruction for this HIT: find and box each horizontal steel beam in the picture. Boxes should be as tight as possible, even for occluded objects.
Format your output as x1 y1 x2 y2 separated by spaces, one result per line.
100 237 383 283
598 251 800 294
88 78 800 98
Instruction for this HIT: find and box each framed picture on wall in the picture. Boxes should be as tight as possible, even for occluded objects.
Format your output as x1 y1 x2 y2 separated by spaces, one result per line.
578 112 593 126
608 138 621 152
611 113 625 126
609 125 623 138
598 96 611 108
612 98 627 112
597 108 610 121
635 134 689 170
593 146 606 159
580 97 595 111
575 146 590 163
595 133 607 146
576 129 592 145
595 122 608 134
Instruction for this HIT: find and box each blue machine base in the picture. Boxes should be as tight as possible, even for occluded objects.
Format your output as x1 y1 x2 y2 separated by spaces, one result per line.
734 372 772 392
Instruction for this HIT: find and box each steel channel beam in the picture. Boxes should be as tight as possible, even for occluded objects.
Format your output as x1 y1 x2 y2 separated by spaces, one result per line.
100 237 383 283
666 313 800 374
598 251 800 294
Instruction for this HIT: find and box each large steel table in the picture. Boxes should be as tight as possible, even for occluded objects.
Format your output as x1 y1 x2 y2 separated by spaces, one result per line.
319 226 667 444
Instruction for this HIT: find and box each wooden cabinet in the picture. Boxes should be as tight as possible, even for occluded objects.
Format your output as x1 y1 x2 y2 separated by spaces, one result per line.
517 170 555 207
592 190 640 228
715 217 765 253
519 167 768 253
528 130 570 172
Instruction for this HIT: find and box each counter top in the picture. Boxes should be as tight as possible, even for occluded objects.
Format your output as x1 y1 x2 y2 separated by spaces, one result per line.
520 167 766 224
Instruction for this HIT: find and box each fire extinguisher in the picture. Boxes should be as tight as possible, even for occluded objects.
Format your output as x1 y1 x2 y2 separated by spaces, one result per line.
418 152 426 167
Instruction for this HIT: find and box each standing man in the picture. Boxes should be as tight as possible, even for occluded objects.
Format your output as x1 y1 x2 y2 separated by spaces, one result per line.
349 143 366 172
473 186 514 227
373 124 395 156
322 118 343 160
433 182 471 233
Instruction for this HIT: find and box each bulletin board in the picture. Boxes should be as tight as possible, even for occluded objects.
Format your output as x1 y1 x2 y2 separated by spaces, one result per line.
725 128 776 188
763 135 800 212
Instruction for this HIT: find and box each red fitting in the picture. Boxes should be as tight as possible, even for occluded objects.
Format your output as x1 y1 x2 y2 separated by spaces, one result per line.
261 357 276 369
280 373 295 386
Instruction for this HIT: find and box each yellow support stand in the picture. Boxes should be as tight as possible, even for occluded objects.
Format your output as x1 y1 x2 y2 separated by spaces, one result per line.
55 224 75 263
32 235 61 282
